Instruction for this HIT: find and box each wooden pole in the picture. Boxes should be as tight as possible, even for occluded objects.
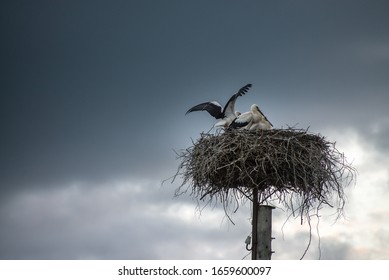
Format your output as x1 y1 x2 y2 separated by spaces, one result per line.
251 187 259 260
251 188 275 260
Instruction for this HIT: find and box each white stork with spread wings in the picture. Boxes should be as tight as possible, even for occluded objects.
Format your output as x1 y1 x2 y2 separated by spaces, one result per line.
185 84 252 129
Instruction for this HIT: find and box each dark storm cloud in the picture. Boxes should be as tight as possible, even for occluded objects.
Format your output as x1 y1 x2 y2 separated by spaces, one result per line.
0 0 262 191
2 0 389 193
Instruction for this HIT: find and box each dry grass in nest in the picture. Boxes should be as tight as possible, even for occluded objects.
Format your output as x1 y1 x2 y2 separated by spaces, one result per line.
173 128 356 221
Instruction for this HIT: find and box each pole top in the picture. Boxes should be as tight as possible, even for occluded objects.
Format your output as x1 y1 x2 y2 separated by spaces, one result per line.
258 205 276 209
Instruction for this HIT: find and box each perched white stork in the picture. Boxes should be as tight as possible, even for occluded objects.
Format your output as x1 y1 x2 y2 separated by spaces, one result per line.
230 104 273 130
185 84 252 129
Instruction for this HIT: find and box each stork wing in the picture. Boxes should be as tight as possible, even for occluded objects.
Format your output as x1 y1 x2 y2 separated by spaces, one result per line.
229 111 252 129
185 101 223 119
223 84 252 118
256 105 273 127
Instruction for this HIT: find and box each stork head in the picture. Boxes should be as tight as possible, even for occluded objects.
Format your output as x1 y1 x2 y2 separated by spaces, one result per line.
251 104 260 112
235 111 241 117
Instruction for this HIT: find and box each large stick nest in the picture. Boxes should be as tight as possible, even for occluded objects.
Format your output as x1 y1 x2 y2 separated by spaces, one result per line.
174 128 356 218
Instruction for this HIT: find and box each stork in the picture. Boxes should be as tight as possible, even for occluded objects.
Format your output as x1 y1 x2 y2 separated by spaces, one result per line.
230 104 273 130
185 84 252 129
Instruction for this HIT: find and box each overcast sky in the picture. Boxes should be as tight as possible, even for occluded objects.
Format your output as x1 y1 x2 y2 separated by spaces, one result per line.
1 0 389 259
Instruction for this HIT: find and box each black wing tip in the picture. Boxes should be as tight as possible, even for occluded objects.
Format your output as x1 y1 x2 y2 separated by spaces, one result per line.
186 106 201 115
185 103 207 115
237 83 252 96
185 105 200 115
243 83 252 89
185 102 223 118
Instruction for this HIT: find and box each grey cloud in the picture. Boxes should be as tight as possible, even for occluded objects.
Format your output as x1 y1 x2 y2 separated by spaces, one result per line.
319 238 353 260
0 179 252 259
